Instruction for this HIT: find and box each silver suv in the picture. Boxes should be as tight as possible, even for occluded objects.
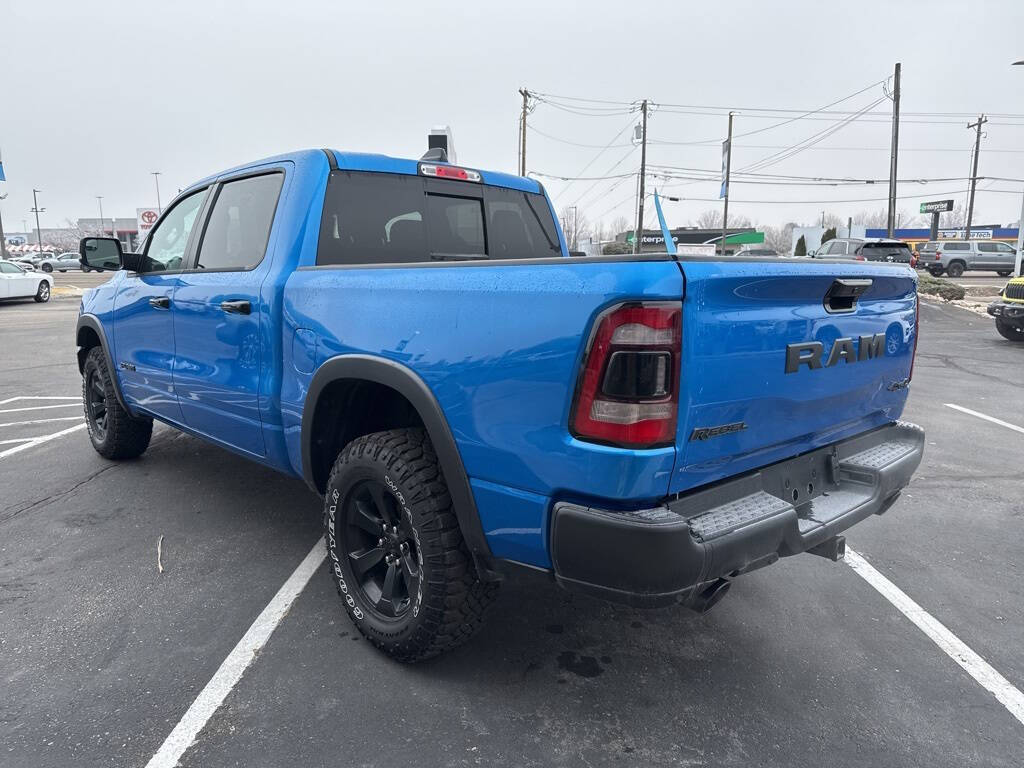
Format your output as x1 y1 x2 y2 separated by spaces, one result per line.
920 240 1018 278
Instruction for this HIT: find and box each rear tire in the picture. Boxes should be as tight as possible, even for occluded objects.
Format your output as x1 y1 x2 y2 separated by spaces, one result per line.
946 261 965 278
82 347 153 459
34 282 50 302
323 428 497 662
997 270 1012 277
995 319 1024 342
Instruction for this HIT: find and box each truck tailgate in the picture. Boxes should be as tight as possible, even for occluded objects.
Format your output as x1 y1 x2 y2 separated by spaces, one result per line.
670 260 917 495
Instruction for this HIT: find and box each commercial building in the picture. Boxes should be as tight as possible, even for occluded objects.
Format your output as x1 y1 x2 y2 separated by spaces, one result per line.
614 227 763 254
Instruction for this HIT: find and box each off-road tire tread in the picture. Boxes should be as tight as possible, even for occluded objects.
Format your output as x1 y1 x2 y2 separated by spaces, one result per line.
83 347 153 459
324 428 498 662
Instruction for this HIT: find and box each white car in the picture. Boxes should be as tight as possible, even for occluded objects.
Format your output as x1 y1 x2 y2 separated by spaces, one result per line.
0 260 53 302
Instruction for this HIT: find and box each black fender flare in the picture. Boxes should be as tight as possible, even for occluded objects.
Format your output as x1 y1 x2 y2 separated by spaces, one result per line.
301 354 500 581
76 314 134 416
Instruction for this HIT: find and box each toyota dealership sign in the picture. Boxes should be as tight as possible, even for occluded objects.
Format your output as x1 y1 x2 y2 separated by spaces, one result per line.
136 208 159 236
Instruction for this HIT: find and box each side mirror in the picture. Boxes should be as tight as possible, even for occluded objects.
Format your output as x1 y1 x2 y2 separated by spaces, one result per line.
79 237 125 272
807 249 817 257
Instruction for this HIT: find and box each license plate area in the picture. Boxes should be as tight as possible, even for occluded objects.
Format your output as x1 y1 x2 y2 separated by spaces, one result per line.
757 444 842 510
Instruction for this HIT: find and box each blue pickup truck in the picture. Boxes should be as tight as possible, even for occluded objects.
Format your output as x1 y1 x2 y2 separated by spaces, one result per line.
76 148 923 662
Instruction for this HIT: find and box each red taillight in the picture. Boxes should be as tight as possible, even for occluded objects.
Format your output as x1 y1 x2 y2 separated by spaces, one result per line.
571 302 681 447
934 251 942 260
855 254 866 261
419 163 482 182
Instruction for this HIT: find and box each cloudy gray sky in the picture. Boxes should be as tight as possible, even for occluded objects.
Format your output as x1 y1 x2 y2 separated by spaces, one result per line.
2 0 1023 236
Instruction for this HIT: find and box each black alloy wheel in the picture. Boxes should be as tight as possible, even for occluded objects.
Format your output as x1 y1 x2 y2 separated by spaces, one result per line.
85 366 108 442
344 479 421 619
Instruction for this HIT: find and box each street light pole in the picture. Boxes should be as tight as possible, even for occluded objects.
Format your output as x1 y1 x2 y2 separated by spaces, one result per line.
31 189 45 254
97 196 105 234
1013 60 1024 275
152 172 162 213
0 194 8 260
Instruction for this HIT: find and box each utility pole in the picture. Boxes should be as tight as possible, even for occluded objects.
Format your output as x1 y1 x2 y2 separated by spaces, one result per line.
568 205 579 251
1015 190 1023 277
97 196 105 234
886 62 901 237
518 88 529 177
847 216 853 238
31 189 45 254
633 99 649 255
965 114 987 240
721 111 734 255
0 194 8 260
152 171 162 213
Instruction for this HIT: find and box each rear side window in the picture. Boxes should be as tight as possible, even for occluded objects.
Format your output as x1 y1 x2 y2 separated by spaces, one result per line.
317 170 561 266
944 242 969 251
863 243 910 255
194 173 283 271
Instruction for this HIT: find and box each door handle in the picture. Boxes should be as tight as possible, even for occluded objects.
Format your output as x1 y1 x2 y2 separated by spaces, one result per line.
149 296 171 309
220 299 251 315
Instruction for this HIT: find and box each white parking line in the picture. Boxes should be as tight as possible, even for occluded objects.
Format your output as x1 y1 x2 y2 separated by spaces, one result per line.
846 548 1024 726
0 396 80 405
145 539 326 768
0 437 35 446
0 403 81 415
0 423 87 459
944 403 1024 436
0 416 83 428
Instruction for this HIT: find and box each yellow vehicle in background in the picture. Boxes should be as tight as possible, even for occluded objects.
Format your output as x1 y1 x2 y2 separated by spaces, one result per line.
988 276 1024 342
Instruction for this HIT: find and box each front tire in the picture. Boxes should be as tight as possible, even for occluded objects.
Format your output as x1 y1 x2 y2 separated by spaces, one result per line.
323 428 497 662
996 319 1024 342
82 347 153 459
997 270 1012 277
34 281 50 302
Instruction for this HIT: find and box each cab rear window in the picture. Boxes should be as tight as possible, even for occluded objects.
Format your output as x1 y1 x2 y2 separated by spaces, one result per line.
316 171 561 266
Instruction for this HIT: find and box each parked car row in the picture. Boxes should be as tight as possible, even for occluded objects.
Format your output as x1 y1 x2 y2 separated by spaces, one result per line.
2 251 86 272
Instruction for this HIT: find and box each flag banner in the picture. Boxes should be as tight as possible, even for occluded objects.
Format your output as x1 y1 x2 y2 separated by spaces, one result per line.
654 190 676 255
720 140 729 199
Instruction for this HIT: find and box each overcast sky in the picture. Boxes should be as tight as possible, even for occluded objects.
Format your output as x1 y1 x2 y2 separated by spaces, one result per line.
2 0 1023 236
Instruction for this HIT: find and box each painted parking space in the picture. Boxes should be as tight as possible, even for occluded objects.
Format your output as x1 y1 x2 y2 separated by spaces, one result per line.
1 296 1023 767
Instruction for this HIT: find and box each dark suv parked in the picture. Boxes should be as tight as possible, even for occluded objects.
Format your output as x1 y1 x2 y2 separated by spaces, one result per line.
811 238 913 264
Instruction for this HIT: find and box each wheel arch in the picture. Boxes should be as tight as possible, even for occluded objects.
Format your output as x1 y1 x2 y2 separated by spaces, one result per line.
76 314 133 415
301 354 500 581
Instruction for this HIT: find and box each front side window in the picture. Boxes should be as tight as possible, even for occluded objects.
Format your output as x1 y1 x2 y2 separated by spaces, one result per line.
194 173 283 271
996 242 1014 252
0 262 23 273
317 170 561 266
142 189 207 272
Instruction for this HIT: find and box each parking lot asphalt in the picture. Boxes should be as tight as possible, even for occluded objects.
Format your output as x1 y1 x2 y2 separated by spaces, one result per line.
1 293 1023 767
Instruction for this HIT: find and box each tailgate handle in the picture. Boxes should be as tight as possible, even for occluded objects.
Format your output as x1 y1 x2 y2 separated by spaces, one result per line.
824 278 872 314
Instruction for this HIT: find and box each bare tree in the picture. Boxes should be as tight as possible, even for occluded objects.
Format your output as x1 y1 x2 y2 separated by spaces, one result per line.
695 209 752 229
608 215 630 239
762 222 798 255
43 219 100 252
851 209 889 229
559 206 591 251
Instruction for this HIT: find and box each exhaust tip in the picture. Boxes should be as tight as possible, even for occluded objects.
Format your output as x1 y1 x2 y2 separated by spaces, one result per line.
686 578 731 615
